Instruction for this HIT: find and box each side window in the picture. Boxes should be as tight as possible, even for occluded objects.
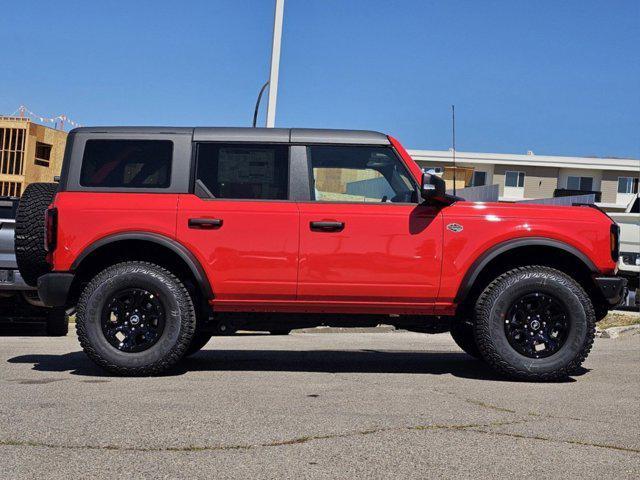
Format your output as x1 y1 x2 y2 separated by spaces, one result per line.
472 171 487 186
195 143 289 200
80 140 172 188
308 146 417 203
505 170 525 188
618 177 639 194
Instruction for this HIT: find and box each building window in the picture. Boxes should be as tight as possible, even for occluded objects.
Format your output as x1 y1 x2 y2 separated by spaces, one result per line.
472 171 487 186
567 176 593 191
0 181 22 197
505 171 525 188
618 177 639 194
35 142 52 167
0 128 26 175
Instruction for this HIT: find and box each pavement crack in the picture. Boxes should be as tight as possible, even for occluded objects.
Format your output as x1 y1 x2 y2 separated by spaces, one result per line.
0 420 522 454
435 389 610 424
435 389 518 414
464 427 640 454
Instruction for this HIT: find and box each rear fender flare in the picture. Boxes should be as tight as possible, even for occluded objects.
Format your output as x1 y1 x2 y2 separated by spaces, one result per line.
71 232 213 300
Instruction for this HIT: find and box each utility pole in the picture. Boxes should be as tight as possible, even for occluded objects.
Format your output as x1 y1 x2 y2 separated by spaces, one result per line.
265 0 285 128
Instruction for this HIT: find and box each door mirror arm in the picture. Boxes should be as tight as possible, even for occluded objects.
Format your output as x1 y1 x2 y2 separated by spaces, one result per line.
420 173 459 205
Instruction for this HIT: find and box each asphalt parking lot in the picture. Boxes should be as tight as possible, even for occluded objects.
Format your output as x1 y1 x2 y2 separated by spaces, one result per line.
0 329 638 479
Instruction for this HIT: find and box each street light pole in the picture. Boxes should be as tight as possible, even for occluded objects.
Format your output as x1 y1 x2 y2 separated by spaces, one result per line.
265 0 285 128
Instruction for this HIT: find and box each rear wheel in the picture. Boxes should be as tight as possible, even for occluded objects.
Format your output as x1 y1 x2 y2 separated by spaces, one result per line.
14 183 58 286
76 262 196 375
474 266 595 381
184 331 213 356
450 320 481 359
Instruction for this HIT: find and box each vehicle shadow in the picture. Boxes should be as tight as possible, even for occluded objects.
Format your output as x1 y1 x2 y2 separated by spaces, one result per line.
0 323 49 336
7 349 587 382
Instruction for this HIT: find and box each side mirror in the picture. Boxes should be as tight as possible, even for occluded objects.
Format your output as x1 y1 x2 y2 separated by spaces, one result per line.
421 172 447 202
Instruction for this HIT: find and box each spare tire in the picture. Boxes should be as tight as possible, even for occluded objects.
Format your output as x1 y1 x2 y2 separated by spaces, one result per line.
15 183 58 286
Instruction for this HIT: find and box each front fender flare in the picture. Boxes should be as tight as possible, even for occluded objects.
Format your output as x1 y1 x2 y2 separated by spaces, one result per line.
454 237 598 303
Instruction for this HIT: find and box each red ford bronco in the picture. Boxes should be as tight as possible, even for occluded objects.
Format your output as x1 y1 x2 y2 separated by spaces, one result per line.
14 127 625 379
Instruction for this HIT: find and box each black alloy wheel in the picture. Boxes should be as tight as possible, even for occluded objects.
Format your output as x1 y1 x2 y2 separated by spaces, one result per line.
101 288 166 353
504 293 569 359
76 261 196 376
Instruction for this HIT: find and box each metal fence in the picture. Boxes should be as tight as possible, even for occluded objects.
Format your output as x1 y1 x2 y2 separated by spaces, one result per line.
518 194 597 206
447 184 500 202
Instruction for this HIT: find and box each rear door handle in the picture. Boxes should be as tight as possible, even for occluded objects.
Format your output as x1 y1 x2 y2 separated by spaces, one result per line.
189 218 223 229
310 221 344 232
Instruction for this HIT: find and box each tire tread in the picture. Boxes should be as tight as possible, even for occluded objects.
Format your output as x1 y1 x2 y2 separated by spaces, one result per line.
474 265 596 381
15 183 58 286
76 261 196 376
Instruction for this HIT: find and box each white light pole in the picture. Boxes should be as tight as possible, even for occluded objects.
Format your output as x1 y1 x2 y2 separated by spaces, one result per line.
266 0 285 128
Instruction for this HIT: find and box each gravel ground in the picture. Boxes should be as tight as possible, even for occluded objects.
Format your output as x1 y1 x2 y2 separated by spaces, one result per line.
0 329 638 479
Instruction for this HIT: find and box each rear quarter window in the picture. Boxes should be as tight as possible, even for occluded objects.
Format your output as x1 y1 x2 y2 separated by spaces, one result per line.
79 140 173 188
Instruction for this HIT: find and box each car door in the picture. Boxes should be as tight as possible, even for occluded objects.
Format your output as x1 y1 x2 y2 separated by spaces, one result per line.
296 144 443 311
177 142 299 305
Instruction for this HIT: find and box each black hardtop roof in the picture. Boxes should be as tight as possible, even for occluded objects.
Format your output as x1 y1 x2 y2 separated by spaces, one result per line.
69 127 390 145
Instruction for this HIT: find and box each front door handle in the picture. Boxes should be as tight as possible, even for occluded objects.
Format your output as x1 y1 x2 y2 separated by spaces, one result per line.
189 218 223 229
310 221 344 232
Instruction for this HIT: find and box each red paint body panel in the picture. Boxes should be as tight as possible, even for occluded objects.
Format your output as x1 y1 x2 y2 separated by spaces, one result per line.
51 192 179 270
176 195 299 301
437 201 617 303
296 202 443 307
49 136 617 316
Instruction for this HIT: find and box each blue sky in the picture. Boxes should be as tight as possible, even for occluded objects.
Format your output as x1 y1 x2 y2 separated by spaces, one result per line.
1 0 638 157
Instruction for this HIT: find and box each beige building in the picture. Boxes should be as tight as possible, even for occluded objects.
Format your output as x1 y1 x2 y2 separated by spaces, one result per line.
411 149 639 209
0 117 67 197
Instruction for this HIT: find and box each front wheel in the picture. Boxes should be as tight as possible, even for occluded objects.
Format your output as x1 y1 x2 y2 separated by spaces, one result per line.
450 320 481 359
474 266 595 381
76 262 196 375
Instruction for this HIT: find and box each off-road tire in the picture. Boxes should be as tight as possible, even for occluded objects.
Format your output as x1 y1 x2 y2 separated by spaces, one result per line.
450 320 481 359
14 182 58 286
45 308 69 336
184 331 213 357
76 261 196 375
474 266 596 381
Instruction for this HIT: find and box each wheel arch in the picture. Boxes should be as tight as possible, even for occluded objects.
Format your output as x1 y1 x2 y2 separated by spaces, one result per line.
455 237 600 308
69 232 213 305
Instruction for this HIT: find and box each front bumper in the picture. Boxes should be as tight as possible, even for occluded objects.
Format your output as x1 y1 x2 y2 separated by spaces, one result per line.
594 275 628 306
37 272 74 307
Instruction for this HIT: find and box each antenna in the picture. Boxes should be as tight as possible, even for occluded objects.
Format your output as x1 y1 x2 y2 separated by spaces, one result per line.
451 104 457 196
252 81 270 128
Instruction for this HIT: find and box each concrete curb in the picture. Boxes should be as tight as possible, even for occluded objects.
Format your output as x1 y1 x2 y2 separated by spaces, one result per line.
598 324 640 339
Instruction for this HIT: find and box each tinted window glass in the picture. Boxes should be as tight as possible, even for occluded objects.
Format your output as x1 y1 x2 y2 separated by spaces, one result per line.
80 140 172 188
308 146 417 203
196 143 289 200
